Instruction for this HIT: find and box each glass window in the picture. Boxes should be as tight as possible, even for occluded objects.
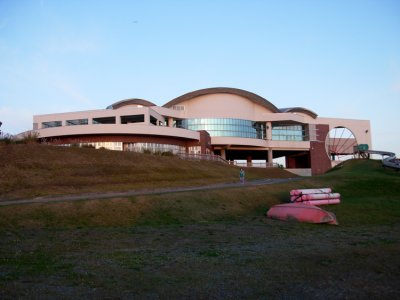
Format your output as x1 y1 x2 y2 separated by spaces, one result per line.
177 118 267 139
93 117 116 124
66 119 88 126
125 142 185 154
150 116 157 125
42 121 62 128
121 115 144 124
271 123 306 141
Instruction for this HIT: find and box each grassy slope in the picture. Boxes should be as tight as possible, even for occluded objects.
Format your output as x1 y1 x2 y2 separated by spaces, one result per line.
314 159 400 226
0 144 293 200
0 148 398 228
0 147 399 299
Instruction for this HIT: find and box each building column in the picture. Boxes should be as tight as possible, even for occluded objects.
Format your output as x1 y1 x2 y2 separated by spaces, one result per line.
266 121 272 140
247 155 252 167
168 117 174 127
144 112 150 124
220 149 226 160
267 149 273 167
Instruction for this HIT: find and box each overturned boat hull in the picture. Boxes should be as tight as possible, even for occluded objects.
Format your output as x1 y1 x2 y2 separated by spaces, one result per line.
266 203 338 225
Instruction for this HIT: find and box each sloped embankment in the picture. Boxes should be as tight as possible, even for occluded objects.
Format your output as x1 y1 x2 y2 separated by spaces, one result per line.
0 144 294 200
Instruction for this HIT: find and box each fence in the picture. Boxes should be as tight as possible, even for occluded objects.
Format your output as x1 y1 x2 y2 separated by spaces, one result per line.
233 161 279 168
176 155 281 168
177 152 228 164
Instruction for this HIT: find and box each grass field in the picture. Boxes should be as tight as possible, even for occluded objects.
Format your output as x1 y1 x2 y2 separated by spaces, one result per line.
0 145 399 299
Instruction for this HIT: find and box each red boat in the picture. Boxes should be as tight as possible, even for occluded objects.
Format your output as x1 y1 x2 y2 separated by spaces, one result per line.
266 203 338 225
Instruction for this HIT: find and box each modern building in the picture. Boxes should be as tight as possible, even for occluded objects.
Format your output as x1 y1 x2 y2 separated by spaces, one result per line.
33 87 372 175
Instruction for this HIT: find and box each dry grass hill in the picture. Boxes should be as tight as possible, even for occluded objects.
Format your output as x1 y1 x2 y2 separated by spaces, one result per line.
0 144 399 299
0 144 294 200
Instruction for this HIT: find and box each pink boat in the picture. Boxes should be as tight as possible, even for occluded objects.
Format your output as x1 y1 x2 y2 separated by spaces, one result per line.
301 193 340 201
301 199 341 206
266 203 338 225
290 188 332 196
291 193 341 202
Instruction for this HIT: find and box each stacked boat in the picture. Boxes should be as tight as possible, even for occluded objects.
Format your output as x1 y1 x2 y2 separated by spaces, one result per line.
290 188 341 206
266 188 340 225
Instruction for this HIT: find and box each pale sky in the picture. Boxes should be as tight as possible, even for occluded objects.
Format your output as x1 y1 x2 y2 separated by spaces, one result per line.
1 0 399 154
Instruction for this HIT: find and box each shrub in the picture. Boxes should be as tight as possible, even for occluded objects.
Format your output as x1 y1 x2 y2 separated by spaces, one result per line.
142 149 152 154
81 144 95 148
19 131 40 144
0 133 14 145
161 151 174 156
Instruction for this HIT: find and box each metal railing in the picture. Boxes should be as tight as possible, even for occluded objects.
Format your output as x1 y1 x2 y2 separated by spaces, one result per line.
176 152 228 164
233 161 279 168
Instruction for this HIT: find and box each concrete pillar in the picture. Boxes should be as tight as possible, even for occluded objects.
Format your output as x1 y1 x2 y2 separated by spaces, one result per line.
268 149 273 167
247 155 252 167
144 112 150 124
266 121 272 140
221 149 226 160
168 117 174 127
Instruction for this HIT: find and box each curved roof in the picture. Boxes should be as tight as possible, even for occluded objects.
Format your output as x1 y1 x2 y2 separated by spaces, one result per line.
107 98 156 109
163 87 281 113
279 107 318 119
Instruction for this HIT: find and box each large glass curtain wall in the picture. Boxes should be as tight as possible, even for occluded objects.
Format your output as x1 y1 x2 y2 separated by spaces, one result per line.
272 124 306 141
177 118 266 139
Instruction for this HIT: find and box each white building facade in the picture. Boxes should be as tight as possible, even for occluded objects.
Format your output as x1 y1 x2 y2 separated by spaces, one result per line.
33 87 372 175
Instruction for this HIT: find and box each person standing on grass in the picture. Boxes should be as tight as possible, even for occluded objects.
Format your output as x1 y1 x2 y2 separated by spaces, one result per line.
239 168 245 184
